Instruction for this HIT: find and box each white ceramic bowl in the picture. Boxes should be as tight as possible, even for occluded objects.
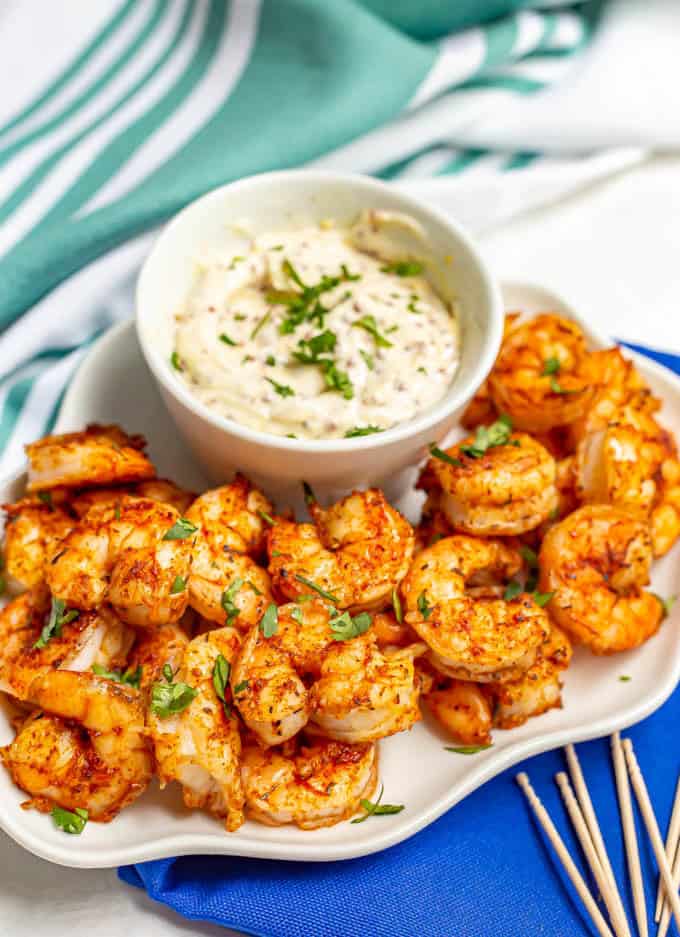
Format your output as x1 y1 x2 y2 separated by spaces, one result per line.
136 170 503 508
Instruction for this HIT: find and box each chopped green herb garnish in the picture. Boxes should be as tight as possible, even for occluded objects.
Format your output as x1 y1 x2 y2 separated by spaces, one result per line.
92 663 142 688
429 444 462 467
250 310 272 339
292 330 337 364
330 610 372 641
37 490 54 510
344 425 382 438
234 313 247 321
258 508 275 526
359 349 374 370
212 654 231 702
460 415 516 458
340 264 361 281
260 603 279 638
542 357 561 376
619 675 632 683
407 300 421 314
503 580 523 601
532 590 554 607
654 593 677 617
150 668 197 718
233 680 249 695
549 377 578 395
321 361 354 399
170 351 183 371
353 315 393 348
163 517 198 540
219 333 237 346
351 784 404 823
519 546 538 569
114 503 121 520
417 591 433 619
266 355 276 366
445 744 493 755
268 260 358 335
417 366 427 375
295 574 338 603
291 605 304 624
34 597 79 649
302 481 316 506
221 578 244 625
266 377 295 398
247 580 263 596
380 260 424 277
51 806 88 834
392 587 403 624
170 575 186 595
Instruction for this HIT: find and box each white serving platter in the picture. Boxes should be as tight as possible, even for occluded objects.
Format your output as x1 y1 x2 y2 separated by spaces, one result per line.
0 281 678 869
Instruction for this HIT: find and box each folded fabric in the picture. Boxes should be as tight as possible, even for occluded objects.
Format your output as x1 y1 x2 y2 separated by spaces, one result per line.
120 342 680 937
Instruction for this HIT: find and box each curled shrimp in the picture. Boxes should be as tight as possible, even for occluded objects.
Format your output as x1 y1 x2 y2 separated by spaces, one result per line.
47 497 192 626
232 600 422 746
488 314 592 432
70 478 195 519
25 424 155 492
0 590 133 701
268 489 414 612
185 477 273 627
309 633 425 743
147 627 245 830
420 672 493 746
241 735 377 830
538 504 663 654
401 536 550 682
486 625 572 729
419 431 558 536
3 497 73 593
2 670 152 820
650 456 680 557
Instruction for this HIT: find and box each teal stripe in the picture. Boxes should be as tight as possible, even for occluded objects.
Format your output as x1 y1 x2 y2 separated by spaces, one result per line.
481 14 519 68
438 148 486 174
0 375 36 452
0 0 170 225
43 386 67 436
0 0 137 141
460 73 545 93
0 0 168 169
376 144 444 180
504 150 539 170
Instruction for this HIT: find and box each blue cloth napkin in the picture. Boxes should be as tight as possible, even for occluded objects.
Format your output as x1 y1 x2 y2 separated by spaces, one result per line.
120 343 680 936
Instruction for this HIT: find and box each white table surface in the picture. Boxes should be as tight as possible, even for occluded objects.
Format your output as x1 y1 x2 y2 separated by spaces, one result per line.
2 155 679 937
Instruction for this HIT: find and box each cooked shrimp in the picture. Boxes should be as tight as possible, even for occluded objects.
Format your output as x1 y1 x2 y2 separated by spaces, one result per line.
461 313 520 429
2 670 152 820
539 505 663 654
651 456 680 556
487 626 572 729
25 424 155 492
147 626 244 830
421 674 493 746
0 590 133 701
3 497 73 593
401 536 550 682
370 610 420 648
569 347 659 444
47 497 192 626
268 489 414 612
70 478 195 519
127 622 189 692
419 432 558 536
185 478 273 627
488 314 592 431
309 633 424 743
241 735 377 829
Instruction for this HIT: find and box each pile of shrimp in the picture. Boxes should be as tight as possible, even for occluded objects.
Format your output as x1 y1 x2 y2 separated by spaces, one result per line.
0 314 676 837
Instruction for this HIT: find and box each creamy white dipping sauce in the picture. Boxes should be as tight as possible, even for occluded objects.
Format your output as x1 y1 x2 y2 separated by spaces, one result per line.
172 211 460 440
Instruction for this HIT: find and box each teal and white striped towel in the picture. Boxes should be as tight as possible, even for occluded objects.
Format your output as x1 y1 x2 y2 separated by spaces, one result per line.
0 0 659 473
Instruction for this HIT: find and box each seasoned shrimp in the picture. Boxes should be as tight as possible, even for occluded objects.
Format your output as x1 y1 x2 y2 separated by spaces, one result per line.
232 600 422 746
420 674 493 746
185 478 273 627
309 632 425 743
488 314 592 432
268 489 414 611
539 505 663 654
47 497 192 626
241 735 377 829
401 536 550 682
0 590 133 700
70 478 195 519
651 456 680 557
147 627 244 830
486 626 572 729
25 424 155 492
370 610 420 648
2 670 152 820
3 497 73 592
419 432 558 536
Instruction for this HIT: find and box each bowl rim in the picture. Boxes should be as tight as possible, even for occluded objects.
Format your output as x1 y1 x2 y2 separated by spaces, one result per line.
136 168 504 453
